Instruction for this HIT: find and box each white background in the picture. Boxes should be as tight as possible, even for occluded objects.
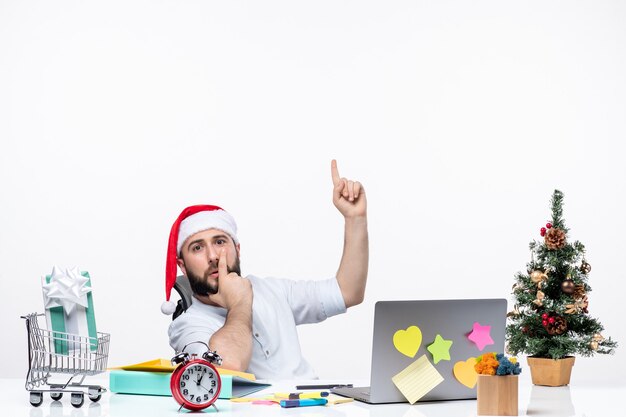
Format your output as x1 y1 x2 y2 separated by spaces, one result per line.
1 0 624 383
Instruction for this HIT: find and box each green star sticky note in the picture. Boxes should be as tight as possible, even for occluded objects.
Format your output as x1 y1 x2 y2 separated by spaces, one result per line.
427 334 453 364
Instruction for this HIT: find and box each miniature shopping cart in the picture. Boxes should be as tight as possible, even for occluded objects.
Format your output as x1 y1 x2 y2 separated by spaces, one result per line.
22 313 110 408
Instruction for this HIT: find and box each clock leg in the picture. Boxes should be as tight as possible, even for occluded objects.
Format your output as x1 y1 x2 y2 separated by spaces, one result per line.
211 403 219 412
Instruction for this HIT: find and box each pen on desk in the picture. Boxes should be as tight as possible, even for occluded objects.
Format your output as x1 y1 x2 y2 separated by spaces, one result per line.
275 391 330 399
295 383 353 390
280 398 328 408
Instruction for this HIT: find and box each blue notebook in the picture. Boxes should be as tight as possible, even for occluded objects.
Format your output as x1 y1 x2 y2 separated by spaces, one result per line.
109 370 270 399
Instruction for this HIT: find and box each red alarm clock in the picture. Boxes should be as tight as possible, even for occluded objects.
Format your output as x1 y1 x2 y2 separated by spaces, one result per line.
170 342 223 411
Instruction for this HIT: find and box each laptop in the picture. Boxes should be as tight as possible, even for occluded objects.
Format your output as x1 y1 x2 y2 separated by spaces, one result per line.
333 299 507 404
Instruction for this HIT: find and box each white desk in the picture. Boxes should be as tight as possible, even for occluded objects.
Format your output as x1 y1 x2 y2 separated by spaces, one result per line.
2 373 623 417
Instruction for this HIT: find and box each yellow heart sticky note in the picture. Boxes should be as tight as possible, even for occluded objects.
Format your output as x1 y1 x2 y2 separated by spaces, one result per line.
393 326 422 358
453 357 478 389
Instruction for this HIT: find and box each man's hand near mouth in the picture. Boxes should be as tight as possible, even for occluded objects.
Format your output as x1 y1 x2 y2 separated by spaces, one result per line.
203 249 253 371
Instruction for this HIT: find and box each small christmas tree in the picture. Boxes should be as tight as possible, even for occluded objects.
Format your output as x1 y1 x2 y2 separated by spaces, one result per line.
506 190 617 359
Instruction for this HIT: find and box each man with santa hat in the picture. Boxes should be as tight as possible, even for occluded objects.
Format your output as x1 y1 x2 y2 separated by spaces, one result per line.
163 160 368 379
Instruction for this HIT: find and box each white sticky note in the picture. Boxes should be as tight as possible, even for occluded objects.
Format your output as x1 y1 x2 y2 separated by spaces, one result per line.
392 354 444 404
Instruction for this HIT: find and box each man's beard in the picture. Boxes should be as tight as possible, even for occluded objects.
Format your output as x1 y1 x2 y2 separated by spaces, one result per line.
186 256 242 296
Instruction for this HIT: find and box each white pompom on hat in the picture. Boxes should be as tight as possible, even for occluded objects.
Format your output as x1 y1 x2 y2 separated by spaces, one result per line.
161 205 238 314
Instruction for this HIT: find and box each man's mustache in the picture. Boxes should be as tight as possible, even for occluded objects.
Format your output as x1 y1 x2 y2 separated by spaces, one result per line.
203 267 218 280
202 264 237 280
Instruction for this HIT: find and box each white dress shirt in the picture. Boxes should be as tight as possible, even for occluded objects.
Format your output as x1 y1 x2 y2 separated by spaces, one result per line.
168 275 347 379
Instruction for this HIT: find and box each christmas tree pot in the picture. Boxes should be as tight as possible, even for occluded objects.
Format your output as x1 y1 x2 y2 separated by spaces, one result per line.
477 375 519 416
527 357 575 387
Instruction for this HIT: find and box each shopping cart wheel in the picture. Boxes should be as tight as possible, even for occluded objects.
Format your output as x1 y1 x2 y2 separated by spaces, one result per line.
29 391 43 407
70 392 84 408
50 391 63 401
88 387 102 402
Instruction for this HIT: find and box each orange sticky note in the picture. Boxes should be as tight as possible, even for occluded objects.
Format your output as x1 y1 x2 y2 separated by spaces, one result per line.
453 357 478 388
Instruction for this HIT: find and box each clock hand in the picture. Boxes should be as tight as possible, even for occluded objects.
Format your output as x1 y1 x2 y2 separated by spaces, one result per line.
198 382 210 393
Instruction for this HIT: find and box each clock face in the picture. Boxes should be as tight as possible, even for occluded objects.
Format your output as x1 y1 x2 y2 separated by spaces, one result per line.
177 362 220 407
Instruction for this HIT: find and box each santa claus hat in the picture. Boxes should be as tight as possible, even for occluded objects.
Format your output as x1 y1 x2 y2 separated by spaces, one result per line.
161 205 238 314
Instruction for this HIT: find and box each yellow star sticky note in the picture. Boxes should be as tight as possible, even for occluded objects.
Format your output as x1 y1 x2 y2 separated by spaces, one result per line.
427 334 453 364
391 355 444 404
